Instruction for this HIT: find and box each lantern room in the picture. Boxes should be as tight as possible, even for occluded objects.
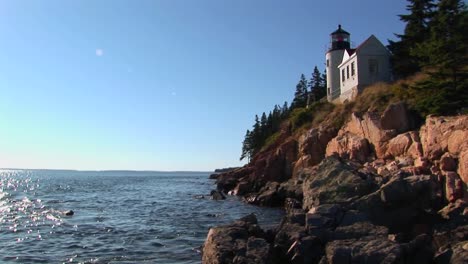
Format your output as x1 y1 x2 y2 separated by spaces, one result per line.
330 25 350 51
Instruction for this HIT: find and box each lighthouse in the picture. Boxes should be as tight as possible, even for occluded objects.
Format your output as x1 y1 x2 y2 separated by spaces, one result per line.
326 25 351 102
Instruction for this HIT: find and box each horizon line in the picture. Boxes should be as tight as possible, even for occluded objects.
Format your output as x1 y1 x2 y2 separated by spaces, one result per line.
0 167 214 173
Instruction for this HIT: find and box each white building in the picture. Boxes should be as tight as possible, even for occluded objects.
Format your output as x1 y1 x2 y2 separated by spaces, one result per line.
326 25 391 103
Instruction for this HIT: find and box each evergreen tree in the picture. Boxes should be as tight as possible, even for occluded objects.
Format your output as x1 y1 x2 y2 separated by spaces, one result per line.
388 0 435 78
291 74 308 109
240 130 252 161
415 0 467 82
410 0 468 115
308 66 327 102
281 101 289 118
260 112 268 140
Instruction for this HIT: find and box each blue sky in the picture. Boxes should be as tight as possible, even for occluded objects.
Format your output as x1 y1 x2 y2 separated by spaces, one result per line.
0 0 407 171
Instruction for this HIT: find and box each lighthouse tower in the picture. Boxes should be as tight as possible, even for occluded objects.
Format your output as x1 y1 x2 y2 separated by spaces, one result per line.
326 25 351 102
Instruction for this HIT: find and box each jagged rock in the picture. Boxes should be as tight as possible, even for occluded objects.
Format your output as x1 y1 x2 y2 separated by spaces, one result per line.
284 198 303 213
458 150 468 185
447 241 468 263
381 102 411 133
353 175 441 232
321 238 403 264
420 115 468 160
298 124 339 168
273 222 308 264
209 173 220 179
210 190 226 200
278 179 304 202
321 233 434 264
216 167 253 193
440 153 457 172
302 157 376 210
401 234 434 263
433 217 468 264
284 209 306 226
443 171 464 203
385 131 423 159
251 182 281 206
325 132 371 162
285 235 323 264
438 200 468 221
292 155 312 179
307 204 343 228
231 180 252 196
336 102 412 159
64 210 74 216
202 214 271 264
339 210 370 226
330 221 388 240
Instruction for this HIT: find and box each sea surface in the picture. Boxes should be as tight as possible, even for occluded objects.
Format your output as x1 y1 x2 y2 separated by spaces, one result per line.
0 169 283 263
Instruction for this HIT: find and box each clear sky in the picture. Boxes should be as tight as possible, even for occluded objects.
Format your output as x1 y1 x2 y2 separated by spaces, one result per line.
0 0 408 171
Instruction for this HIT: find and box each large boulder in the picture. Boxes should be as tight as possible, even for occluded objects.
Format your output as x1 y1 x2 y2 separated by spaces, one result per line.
246 182 281 206
325 132 371 162
202 214 272 264
302 157 376 210
292 155 312 179
321 238 403 264
216 167 253 193
273 221 317 264
420 115 468 160
298 124 339 167
385 131 423 159
329 102 412 159
353 175 441 232
321 234 433 264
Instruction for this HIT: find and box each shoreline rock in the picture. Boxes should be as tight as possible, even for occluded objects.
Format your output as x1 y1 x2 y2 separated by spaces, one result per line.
204 107 468 263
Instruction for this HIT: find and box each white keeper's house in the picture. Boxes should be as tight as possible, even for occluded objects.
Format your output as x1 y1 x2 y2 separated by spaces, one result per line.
326 25 392 103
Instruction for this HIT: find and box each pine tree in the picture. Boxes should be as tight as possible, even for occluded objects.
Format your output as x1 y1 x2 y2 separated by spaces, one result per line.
415 0 467 81
309 66 327 102
291 74 308 109
240 130 252 161
388 0 436 78
410 0 468 115
281 101 289 118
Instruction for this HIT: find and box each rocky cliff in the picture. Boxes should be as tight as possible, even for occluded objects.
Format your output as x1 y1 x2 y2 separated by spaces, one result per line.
204 102 468 264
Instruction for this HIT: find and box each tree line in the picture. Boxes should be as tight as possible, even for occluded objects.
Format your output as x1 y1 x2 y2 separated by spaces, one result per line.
240 66 326 161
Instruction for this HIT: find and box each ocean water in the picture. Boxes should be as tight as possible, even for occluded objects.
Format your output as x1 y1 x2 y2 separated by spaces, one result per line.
0 169 283 263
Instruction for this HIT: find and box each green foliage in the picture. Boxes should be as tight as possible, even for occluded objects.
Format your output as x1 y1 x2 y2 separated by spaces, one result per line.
291 74 309 109
289 101 336 132
388 0 435 78
262 132 281 151
240 105 289 161
395 75 468 116
308 66 327 103
352 83 399 114
289 107 313 131
390 0 468 116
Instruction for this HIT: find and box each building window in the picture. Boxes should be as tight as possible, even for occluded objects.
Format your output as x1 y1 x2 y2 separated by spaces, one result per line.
351 62 355 76
327 59 329 67
328 87 330 95
346 65 350 79
369 59 378 74
342 69 345 82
